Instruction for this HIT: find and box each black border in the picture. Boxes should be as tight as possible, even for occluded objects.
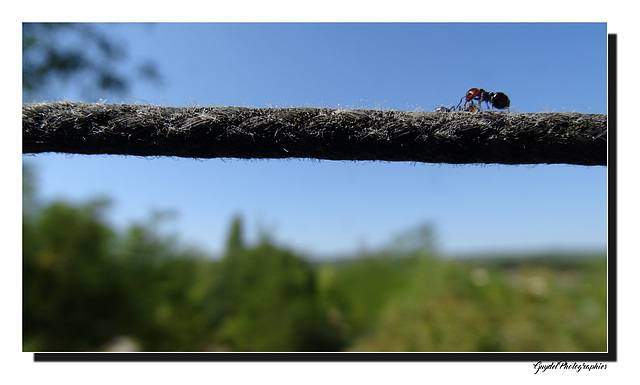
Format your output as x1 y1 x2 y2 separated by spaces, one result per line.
33 351 613 362
605 32 617 361
32 32 618 364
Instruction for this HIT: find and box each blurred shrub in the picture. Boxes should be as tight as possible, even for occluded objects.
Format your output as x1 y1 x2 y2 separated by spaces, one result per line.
344 255 607 352
23 198 129 351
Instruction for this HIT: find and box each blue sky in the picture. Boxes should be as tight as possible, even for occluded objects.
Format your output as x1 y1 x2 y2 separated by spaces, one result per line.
23 23 608 258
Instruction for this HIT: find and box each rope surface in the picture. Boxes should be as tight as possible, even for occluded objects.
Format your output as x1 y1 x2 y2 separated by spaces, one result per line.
23 102 608 165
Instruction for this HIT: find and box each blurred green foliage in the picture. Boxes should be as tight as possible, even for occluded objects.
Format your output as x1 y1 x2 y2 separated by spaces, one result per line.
23 23 161 101
22 164 608 352
206 217 342 351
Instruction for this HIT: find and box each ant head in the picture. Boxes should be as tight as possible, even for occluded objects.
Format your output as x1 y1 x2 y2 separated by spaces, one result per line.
465 88 481 102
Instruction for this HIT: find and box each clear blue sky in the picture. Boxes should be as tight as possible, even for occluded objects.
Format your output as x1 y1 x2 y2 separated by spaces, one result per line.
23 23 608 258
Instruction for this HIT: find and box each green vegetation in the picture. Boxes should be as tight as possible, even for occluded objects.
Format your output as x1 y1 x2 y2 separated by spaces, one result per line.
22 165 608 352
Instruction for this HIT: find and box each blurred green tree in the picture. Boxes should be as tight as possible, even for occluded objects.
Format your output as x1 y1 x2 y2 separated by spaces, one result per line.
225 216 245 258
22 168 129 350
207 217 343 351
23 165 217 351
315 225 437 345
23 23 161 101
114 216 216 351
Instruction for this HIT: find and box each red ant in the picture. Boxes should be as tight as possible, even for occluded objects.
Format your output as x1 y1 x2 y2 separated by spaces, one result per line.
456 88 510 111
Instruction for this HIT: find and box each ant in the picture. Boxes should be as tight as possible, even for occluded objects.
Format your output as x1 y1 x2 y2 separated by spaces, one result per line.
456 88 510 111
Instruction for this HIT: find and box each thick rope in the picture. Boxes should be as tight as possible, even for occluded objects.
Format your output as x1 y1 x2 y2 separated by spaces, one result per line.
23 102 607 165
